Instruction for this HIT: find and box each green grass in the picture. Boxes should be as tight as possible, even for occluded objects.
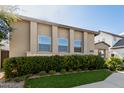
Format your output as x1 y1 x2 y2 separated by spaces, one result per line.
25 69 112 88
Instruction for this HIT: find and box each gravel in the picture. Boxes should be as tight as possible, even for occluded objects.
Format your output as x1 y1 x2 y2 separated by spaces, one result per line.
0 80 24 88
0 72 24 88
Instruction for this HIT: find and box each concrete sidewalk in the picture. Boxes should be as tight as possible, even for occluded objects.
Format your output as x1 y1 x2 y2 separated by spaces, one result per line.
75 72 124 88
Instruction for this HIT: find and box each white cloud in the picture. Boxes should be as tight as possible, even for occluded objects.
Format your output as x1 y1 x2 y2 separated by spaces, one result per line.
18 5 71 23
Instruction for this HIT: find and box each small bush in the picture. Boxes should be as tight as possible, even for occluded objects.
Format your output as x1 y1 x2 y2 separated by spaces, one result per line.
77 68 82 72
3 55 105 78
69 69 73 72
60 69 66 74
49 70 56 74
105 57 123 71
38 71 47 76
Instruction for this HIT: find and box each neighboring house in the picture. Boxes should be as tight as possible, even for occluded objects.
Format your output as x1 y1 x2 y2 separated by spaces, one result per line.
111 39 124 57
95 31 124 57
10 15 98 57
95 41 110 59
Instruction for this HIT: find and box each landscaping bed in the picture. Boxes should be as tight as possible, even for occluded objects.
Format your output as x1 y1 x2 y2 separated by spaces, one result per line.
3 55 105 78
24 69 112 88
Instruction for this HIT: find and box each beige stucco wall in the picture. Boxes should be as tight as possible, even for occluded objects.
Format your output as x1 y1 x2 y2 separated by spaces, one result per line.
52 25 58 54
10 20 30 57
87 33 95 54
74 31 82 40
69 29 74 53
83 32 95 54
30 22 37 53
38 23 52 36
58 27 69 39
111 48 124 57
10 19 96 57
95 43 109 50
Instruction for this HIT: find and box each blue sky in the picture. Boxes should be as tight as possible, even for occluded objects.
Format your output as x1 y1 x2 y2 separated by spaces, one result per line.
18 5 124 34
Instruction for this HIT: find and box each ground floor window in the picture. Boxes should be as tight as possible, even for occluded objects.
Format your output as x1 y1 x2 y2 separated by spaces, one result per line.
38 35 51 52
74 40 82 52
58 38 68 52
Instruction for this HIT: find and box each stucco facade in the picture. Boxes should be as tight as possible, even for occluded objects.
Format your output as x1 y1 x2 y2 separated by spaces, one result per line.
111 48 124 57
95 31 123 56
95 31 122 47
10 15 98 57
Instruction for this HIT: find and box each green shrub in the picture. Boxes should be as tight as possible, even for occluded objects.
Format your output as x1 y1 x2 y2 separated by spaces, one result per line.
68 69 73 72
60 69 66 74
38 71 47 76
49 70 56 74
77 68 82 72
105 57 123 71
3 55 105 78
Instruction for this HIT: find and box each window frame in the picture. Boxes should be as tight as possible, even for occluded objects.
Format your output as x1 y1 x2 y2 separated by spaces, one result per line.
58 37 69 52
74 39 82 53
38 35 52 52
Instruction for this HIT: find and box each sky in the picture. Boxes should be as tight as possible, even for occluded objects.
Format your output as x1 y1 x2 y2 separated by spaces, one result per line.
18 5 124 35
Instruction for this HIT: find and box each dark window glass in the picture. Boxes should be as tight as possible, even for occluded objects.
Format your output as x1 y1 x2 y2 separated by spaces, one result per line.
74 40 82 52
38 35 51 51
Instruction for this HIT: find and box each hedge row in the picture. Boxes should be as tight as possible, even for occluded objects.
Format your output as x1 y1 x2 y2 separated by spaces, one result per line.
3 55 105 78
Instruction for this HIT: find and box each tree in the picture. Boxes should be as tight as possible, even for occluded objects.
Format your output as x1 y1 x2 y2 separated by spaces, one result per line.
0 5 18 44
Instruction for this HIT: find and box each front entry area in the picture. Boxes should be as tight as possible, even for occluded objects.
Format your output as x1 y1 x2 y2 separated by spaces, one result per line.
95 42 110 59
98 49 106 58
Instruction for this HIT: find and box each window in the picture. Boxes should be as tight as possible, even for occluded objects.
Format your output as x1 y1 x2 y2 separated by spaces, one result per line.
58 38 68 52
38 35 51 52
74 40 82 52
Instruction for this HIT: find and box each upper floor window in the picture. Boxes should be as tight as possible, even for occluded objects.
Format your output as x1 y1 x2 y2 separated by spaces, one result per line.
38 35 51 52
74 40 82 52
58 38 68 52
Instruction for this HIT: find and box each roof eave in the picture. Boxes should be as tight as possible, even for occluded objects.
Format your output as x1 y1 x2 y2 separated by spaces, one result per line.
111 45 124 49
17 15 98 35
99 30 124 38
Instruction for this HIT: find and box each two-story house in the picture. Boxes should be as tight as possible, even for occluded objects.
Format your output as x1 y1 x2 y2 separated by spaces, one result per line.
95 31 124 58
9 15 98 57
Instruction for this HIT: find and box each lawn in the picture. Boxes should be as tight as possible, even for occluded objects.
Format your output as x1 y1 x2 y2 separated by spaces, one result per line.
25 69 112 88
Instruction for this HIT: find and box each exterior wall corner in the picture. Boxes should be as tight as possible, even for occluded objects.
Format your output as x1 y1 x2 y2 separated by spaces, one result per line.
52 25 58 54
69 29 74 53
30 21 38 53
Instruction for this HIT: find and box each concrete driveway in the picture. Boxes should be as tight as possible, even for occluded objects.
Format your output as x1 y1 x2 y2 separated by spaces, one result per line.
75 71 124 88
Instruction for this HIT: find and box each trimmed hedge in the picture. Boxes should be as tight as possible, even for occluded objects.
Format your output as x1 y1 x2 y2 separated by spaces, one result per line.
3 55 105 78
